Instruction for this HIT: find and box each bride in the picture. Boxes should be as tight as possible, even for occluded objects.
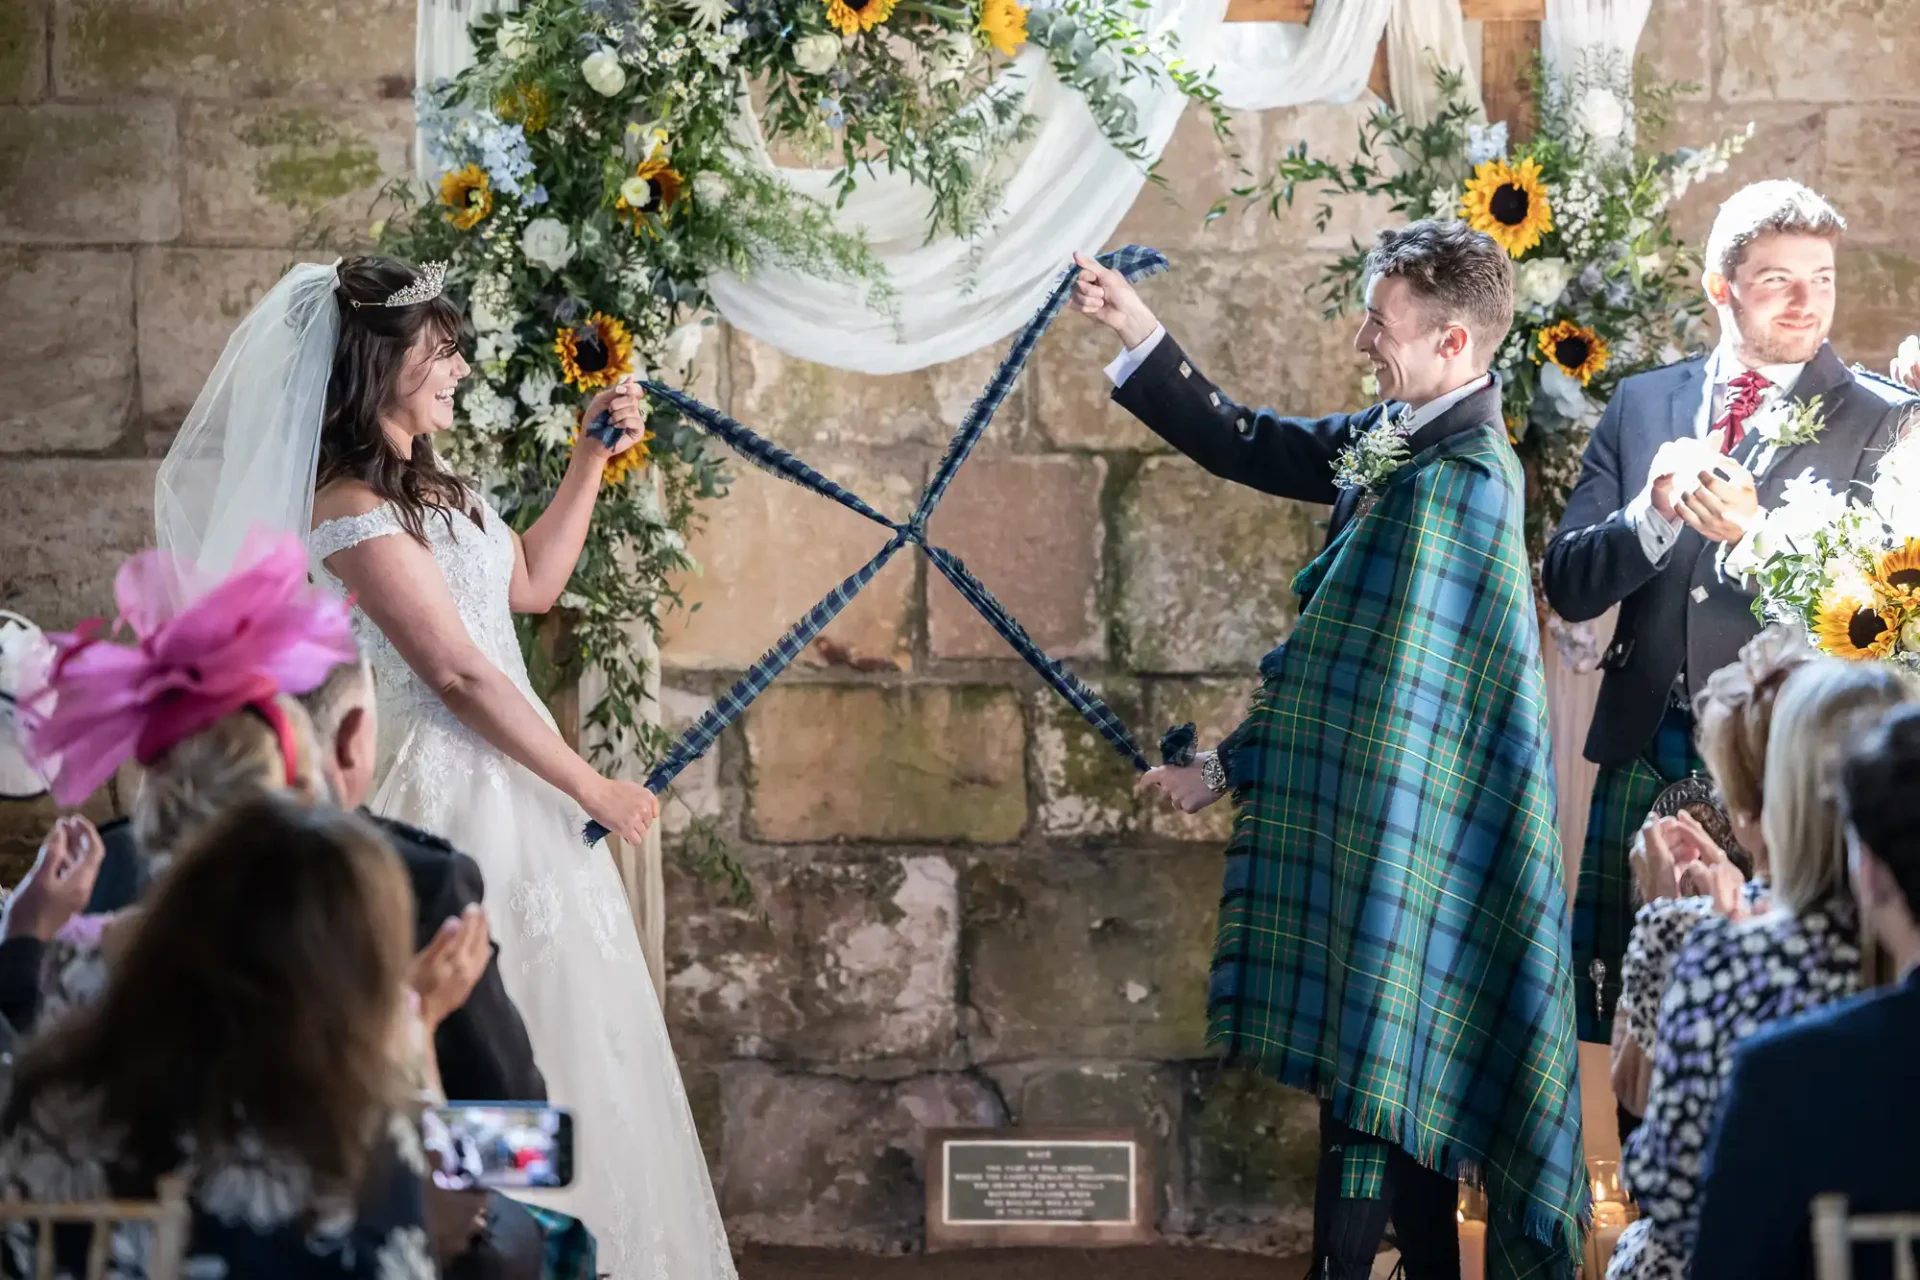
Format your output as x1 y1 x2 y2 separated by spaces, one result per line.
153 257 735 1278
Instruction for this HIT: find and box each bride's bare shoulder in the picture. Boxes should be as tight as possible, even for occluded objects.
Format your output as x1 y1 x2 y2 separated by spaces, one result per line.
311 479 386 527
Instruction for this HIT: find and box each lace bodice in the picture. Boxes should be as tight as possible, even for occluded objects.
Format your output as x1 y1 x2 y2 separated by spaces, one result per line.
310 498 550 778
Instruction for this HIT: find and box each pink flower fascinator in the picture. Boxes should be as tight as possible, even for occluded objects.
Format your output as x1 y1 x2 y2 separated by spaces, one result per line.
17 530 357 806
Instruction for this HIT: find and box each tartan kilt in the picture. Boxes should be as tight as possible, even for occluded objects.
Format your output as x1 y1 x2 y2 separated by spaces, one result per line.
1570 704 1702 1042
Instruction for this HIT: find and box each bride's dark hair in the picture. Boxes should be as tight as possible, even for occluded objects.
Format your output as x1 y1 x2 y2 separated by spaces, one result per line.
319 256 477 542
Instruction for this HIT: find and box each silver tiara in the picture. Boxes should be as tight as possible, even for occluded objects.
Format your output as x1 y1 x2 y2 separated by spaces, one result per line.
353 261 448 309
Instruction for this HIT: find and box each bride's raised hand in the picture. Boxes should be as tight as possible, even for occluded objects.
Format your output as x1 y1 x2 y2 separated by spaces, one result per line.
579 379 648 463
583 775 658 845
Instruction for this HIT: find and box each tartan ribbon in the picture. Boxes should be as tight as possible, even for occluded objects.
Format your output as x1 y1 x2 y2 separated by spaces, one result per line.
583 246 1169 843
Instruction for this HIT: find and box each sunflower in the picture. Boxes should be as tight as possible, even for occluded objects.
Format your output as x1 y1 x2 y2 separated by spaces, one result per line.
572 421 653 487
496 82 550 133
977 0 1028 55
1813 585 1898 660
555 313 635 393
439 164 493 231
615 155 684 237
1872 539 1920 606
825 0 896 35
1537 320 1610 385
1459 157 1554 258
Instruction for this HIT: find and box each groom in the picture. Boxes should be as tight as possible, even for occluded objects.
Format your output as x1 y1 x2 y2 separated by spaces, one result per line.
1073 222 1584 1279
1543 179 1915 1051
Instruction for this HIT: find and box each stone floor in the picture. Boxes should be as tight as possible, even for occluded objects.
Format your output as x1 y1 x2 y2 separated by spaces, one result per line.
737 1246 1406 1278
736 1246 1313 1278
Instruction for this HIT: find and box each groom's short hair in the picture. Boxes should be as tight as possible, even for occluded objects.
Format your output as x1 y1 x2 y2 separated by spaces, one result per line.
1705 180 1845 279
1364 220 1514 363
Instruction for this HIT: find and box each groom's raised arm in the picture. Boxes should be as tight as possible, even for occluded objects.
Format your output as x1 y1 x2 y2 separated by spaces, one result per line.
1109 331 1352 505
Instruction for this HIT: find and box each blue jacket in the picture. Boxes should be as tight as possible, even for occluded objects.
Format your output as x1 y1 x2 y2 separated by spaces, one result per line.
1693 968 1920 1279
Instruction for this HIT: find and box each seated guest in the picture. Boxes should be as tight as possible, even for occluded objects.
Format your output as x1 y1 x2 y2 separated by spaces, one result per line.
0 817 105 1034
1611 626 1811 1119
0 795 464 1279
1692 704 1920 1280
1608 659 1915 1280
299 653 545 1103
12 535 354 1029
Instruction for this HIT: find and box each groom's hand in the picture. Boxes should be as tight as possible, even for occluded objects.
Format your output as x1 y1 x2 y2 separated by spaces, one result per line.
1071 252 1160 350
1674 460 1758 544
1135 764 1222 814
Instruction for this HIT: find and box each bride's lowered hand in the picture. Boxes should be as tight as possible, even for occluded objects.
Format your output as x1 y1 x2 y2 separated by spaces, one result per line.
582 775 658 845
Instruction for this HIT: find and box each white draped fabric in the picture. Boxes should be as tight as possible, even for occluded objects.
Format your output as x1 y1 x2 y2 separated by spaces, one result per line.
1543 0 1650 76
708 0 1475 374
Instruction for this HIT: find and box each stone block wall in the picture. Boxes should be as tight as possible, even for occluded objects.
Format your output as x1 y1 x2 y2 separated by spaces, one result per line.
3 0 1919 1254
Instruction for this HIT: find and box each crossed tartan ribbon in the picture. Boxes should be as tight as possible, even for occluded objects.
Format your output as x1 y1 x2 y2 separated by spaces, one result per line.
583 246 1170 843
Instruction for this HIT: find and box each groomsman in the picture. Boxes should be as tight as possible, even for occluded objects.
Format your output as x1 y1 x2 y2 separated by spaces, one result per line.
1544 180 1914 1051
1073 223 1584 1280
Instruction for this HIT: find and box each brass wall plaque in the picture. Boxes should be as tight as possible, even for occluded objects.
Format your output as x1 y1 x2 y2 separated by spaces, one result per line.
925 1129 1155 1250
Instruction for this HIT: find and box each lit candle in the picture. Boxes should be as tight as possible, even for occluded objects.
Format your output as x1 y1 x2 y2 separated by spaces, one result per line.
1459 1216 1487 1280
1584 1223 1625 1278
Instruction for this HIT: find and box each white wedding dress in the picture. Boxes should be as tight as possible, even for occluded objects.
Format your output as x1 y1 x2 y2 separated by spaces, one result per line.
309 495 735 1280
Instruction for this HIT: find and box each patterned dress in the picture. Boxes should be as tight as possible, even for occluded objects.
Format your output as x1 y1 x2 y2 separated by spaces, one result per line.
1617 878 1771 1055
1607 897 1860 1280
0 1085 434 1280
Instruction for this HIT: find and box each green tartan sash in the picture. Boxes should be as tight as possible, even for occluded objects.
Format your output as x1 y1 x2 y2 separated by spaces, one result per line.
1207 426 1587 1279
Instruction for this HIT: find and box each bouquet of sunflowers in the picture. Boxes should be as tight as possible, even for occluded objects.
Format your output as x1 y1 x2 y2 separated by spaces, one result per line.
1220 58 1751 570
1724 430 1920 667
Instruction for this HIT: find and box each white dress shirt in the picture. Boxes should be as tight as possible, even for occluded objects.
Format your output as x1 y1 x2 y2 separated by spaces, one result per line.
1621 343 1805 566
1103 323 1490 431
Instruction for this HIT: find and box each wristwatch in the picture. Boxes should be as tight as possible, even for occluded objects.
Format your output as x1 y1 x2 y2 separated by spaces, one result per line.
1199 749 1228 794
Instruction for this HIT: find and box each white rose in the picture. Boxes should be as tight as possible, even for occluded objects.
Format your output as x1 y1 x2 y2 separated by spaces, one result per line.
1514 257 1573 310
619 176 653 208
692 170 729 207
520 217 576 272
496 18 532 60
1637 250 1667 275
793 33 842 76
1575 87 1627 143
1903 616 1920 654
662 321 705 372
581 48 628 96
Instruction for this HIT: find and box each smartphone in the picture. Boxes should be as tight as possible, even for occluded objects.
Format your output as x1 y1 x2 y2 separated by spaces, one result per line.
423 1103 573 1190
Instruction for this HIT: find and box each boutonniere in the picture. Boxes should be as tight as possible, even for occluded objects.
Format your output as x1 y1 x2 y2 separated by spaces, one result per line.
1752 395 1828 448
1745 395 1827 480
1332 406 1413 495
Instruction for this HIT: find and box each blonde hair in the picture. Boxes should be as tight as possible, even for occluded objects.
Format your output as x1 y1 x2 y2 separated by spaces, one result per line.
1693 624 1814 822
1764 660 1916 916
132 694 327 862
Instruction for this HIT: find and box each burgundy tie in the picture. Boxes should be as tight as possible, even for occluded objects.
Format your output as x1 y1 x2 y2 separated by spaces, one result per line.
1713 369 1772 455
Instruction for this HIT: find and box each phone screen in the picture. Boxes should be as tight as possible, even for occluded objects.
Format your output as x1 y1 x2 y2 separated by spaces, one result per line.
423 1103 573 1190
